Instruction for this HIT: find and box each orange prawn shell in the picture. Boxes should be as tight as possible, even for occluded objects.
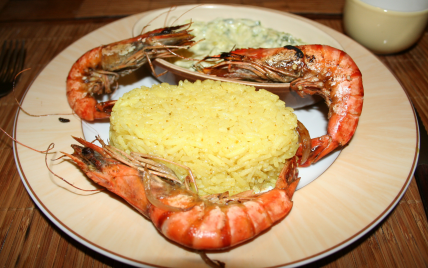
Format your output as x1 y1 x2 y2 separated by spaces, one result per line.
65 24 195 121
67 137 300 251
66 47 106 121
200 44 364 166
297 45 364 145
149 188 294 250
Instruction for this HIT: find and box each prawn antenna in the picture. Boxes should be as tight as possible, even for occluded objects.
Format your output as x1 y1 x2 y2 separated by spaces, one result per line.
0 126 54 154
12 69 74 118
140 6 179 35
50 152 103 193
171 4 205 26
0 121 99 192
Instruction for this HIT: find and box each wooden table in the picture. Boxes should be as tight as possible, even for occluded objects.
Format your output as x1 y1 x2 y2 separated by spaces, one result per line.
0 0 427 267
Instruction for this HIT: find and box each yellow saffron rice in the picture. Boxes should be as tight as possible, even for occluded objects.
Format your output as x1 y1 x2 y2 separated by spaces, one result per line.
109 80 299 196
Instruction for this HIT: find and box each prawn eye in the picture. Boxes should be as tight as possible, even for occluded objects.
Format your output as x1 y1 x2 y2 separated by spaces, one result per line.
151 28 172 36
82 147 94 156
220 52 232 58
284 45 304 59
153 29 172 36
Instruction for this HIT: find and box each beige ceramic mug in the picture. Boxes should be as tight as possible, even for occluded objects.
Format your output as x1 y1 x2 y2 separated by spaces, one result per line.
344 0 428 54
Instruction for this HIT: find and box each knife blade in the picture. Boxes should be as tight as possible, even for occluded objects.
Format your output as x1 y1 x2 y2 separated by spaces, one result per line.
415 109 428 219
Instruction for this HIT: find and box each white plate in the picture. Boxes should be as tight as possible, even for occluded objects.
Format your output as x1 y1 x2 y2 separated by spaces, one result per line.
14 4 417 268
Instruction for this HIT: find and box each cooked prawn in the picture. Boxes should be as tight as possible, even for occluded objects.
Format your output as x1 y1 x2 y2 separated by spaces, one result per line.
197 45 364 166
63 136 300 251
66 24 195 121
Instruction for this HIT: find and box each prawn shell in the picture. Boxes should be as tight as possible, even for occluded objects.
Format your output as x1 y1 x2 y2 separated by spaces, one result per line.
67 137 300 251
149 190 293 250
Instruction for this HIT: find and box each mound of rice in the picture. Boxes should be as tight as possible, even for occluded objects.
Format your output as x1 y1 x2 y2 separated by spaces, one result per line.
109 80 299 196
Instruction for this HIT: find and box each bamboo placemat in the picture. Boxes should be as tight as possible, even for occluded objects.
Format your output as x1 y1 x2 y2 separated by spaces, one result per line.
0 10 427 268
0 0 345 21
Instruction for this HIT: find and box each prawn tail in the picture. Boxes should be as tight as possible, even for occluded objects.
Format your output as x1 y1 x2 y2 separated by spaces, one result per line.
68 94 111 121
276 156 300 199
300 135 339 167
92 100 117 119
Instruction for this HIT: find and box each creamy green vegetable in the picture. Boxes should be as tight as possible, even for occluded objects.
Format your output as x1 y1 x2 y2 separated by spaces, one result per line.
170 18 305 70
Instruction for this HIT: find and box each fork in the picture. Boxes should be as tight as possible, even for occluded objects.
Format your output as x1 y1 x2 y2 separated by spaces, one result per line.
0 40 26 98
